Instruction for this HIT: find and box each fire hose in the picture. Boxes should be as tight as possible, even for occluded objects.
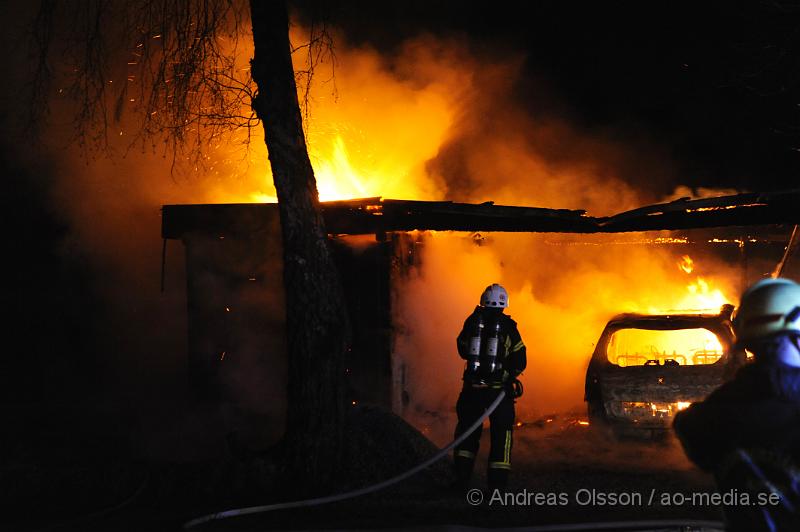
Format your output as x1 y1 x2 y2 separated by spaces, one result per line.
183 389 508 529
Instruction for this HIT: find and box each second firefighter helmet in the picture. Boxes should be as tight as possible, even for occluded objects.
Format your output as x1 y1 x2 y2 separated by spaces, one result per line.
733 278 800 345
481 283 508 308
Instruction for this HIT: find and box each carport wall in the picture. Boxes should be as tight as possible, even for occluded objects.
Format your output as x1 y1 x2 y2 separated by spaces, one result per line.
162 203 419 426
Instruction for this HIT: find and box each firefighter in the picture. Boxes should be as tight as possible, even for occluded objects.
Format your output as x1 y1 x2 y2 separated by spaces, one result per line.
453 283 526 492
673 278 800 531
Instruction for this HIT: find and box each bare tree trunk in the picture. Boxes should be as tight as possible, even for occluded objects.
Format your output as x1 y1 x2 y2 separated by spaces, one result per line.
249 0 349 491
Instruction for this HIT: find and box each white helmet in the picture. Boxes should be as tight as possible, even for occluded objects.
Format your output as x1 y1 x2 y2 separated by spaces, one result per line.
481 283 508 308
733 278 800 345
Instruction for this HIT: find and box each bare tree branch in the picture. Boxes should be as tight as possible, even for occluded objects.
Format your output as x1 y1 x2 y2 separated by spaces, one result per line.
29 0 260 170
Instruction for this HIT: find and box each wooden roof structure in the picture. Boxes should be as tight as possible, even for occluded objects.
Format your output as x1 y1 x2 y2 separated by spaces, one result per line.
162 189 800 239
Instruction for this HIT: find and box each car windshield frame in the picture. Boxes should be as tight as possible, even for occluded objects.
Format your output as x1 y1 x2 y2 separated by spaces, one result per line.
593 313 734 368
604 326 727 367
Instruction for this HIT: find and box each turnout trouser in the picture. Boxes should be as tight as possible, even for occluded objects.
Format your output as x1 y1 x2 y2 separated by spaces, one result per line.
453 385 515 489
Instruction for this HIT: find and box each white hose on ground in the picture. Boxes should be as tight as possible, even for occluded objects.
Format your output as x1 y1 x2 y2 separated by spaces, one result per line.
183 390 507 529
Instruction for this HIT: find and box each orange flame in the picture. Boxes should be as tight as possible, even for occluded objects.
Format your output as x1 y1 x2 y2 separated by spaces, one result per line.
678 255 694 274
607 254 732 367
243 29 458 204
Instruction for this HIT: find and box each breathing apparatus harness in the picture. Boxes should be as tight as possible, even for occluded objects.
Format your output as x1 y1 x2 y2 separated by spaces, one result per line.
464 310 524 398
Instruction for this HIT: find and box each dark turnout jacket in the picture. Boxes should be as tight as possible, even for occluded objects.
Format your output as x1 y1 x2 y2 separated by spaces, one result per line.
456 306 527 385
673 360 800 531
673 360 800 472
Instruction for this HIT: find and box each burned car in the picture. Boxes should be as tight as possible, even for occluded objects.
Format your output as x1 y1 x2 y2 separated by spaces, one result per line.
585 304 746 437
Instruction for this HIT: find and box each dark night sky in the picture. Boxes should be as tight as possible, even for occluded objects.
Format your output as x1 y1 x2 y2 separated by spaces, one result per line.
297 0 800 193
3 0 800 192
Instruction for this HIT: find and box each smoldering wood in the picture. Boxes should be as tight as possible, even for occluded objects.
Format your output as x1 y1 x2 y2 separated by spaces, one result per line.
162 189 800 239
598 189 800 232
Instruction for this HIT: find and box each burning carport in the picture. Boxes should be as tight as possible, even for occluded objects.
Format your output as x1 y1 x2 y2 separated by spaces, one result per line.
160 197 594 410
161 189 799 425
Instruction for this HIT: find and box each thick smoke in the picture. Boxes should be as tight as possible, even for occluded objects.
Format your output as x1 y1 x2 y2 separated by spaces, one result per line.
396 233 740 429
374 35 746 440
